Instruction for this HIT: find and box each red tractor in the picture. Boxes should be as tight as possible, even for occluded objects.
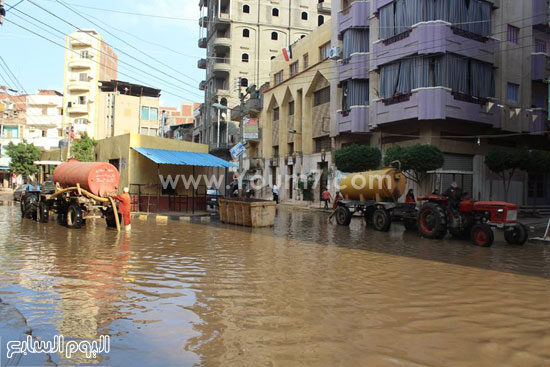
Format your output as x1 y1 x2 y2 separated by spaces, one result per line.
417 195 528 247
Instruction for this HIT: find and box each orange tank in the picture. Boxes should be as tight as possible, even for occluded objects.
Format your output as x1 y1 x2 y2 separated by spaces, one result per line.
53 160 120 197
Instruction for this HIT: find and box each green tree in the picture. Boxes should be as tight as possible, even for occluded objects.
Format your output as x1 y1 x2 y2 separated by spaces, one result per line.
485 149 529 202
5 141 41 176
334 145 381 173
72 132 97 162
383 144 444 185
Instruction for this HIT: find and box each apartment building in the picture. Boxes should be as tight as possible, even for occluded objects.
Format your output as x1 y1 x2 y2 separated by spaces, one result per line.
24 90 63 151
62 29 118 140
0 89 26 157
96 80 161 139
197 0 332 152
260 21 333 202
161 103 201 141
330 0 550 205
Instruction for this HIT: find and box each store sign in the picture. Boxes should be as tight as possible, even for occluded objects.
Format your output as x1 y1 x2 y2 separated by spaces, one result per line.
243 117 259 140
230 142 246 160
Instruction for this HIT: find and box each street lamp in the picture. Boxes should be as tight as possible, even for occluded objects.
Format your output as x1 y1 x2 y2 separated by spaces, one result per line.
213 103 230 147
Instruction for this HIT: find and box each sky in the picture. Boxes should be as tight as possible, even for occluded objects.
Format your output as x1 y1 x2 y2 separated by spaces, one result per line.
0 0 204 106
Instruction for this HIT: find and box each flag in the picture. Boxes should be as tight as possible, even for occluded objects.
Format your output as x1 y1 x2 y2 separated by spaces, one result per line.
282 45 292 62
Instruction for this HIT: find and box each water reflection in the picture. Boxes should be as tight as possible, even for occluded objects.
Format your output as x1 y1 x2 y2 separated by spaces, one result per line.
0 206 550 366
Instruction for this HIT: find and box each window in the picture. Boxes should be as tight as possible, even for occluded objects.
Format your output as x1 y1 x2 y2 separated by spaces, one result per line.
300 35 306 39
290 61 299 76
343 28 369 59
528 174 545 198
301 12 308 20
314 87 330 106
535 39 547 53
319 42 331 60
241 78 249 87
79 73 88 81
507 83 519 103
78 96 86 105
507 25 519 44
243 4 250 13
342 80 369 110
243 28 250 37
272 7 279 16
303 54 309 68
288 101 295 115
141 106 150 120
2 126 19 139
271 31 278 40
273 107 280 121
150 107 159 121
274 70 284 85
318 15 325 26
41 130 47 137
80 50 89 59
242 53 249 62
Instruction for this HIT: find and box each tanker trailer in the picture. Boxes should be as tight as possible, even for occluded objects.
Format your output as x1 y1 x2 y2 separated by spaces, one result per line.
22 159 122 230
334 162 417 231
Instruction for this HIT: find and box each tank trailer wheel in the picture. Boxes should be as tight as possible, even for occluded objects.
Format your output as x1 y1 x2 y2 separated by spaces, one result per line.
418 203 447 239
38 201 50 223
504 223 528 246
335 206 352 226
470 224 494 247
66 204 84 229
372 208 391 232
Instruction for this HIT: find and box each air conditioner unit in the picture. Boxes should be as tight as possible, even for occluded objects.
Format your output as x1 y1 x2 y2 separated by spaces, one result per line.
329 47 342 60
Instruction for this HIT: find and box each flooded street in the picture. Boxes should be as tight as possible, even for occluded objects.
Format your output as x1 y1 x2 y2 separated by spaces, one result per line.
1 205 550 366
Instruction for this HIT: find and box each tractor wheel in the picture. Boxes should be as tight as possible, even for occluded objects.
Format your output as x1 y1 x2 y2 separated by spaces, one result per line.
66 204 84 229
403 219 418 231
471 224 494 247
372 208 391 232
335 206 352 226
37 201 50 223
418 203 447 239
23 195 38 220
504 223 528 246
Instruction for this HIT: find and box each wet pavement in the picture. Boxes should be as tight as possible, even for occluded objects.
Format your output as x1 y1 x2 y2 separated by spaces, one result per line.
1 205 550 366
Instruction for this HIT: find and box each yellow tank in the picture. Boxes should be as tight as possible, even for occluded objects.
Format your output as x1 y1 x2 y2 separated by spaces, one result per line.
339 166 406 202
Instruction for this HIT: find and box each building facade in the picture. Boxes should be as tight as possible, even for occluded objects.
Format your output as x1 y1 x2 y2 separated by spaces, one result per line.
96 80 161 139
198 0 332 152
260 21 333 202
62 30 118 140
24 90 63 151
0 89 26 157
330 0 550 205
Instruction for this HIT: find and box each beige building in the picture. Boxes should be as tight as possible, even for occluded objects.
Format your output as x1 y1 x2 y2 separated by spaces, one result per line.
97 80 161 139
259 21 333 202
24 90 63 151
198 0 331 151
62 29 118 140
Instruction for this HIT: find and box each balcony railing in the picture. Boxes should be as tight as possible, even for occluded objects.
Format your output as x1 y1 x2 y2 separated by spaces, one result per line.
338 1 370 36
532 53 550 81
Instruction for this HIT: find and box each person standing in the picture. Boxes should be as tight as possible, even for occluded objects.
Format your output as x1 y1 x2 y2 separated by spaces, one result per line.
113 187 132 231
322 188 331 210
272 184 279 204
333 191 343 210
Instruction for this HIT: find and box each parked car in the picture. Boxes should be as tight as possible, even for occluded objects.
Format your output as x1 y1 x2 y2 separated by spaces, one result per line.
206 188 221 211
13 184 31 201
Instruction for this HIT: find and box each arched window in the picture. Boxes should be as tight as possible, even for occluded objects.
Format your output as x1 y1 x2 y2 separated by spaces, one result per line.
318 15 324 26
243 28 250 37
241 78 249 87
243 4 250 13
301 12 308 20
271 31 278 40
300 35 306 39
242 53 249 62
220 98 228 106
272 8 279 16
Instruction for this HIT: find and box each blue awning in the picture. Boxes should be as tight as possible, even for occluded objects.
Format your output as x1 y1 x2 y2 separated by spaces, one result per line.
132 147 237 168
0 167 9 171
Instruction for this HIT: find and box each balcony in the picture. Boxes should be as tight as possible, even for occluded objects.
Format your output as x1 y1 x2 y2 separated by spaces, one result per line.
532 53 550 81
68 81 90 92
197 58 207 69
70 37 93 47
199 16 208 27
317 1 331 15
212 37 231 49
372 87 499 128
338 53 370 82
67 104 88 115
372 22 498 69
199 80 207 91
198 37 207 48
215 13 230 24
337 106 370 133
338 1 370 36
68 58 93 69
212 60 231 73
533 0 550 29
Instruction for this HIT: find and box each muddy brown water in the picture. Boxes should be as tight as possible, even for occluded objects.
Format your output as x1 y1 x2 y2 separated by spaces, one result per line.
1 205 550 366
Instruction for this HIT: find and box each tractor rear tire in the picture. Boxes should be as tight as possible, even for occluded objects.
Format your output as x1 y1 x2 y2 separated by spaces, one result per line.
335 206 352 226
66 204 84 229
372 208 391 232
471 223 494 247
418 203 447 239
38 201 49 223
23 195 38 220
504 223 528 245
